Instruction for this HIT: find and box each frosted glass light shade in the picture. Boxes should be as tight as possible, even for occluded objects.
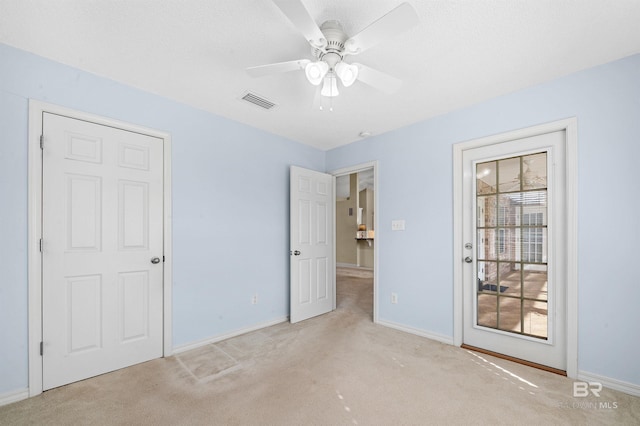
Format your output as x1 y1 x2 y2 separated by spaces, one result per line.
335 62 359 87
305 61 329 85
321 73 339 97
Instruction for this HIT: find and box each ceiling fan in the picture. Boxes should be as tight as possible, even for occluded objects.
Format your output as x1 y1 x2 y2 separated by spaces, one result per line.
246 0 419 99
519 159 547 188
498 159 547 192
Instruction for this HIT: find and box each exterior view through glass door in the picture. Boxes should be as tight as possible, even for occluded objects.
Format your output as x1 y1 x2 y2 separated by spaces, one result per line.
476 152 549 338
462 130 567 372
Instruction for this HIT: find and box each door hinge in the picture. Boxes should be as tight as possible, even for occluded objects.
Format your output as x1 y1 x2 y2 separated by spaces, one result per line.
40 135 44 150
163 256 165 262
39 238 43 252
40 341 43 356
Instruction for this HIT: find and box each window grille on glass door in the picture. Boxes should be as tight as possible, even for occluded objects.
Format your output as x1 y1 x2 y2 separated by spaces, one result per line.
475 152 549 339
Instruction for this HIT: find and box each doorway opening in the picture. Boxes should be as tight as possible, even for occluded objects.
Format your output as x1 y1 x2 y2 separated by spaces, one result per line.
332 162 378 323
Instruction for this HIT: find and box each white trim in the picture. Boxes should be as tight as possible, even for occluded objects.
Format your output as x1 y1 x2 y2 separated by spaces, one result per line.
329 161 379 323
162 119 174 358
577 371 640 397
172 317 289 355
377 319 454 346
27 102 43 397
0 389 29 407
336 262 358 268
452 145 463 347
332 174 337 312
27 100 173 396
452 118 578 378
564 121 578 379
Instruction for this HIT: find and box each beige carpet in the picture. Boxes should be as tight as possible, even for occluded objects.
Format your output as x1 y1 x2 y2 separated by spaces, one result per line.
2 267 638 425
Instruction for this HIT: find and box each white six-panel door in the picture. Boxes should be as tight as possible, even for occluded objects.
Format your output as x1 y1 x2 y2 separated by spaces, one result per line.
290 166 335 323
42 112 164 390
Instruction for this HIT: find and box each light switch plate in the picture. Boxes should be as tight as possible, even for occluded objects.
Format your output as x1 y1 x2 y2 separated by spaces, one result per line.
391 220 405 231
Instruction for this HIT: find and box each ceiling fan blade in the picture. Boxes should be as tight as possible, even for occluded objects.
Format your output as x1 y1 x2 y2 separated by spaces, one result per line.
246 59 310 77
272 0 327 49
344 2 419 55
354 63 402 94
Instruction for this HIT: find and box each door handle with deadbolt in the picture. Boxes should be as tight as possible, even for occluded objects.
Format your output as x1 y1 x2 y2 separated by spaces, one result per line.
151 257 161 264
464 256 473 263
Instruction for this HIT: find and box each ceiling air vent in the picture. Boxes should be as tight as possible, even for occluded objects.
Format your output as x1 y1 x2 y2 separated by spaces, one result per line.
240 91 277 110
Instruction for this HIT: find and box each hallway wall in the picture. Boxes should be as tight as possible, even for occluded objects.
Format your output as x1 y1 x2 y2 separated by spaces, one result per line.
336 174 357 265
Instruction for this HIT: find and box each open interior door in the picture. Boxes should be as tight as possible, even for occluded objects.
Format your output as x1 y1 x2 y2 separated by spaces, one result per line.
290 166 335 323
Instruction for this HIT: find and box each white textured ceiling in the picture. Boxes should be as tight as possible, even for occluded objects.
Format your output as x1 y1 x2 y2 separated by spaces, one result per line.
2 1 640 151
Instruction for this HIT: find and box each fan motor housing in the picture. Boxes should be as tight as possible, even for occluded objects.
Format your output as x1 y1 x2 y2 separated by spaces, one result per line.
313 20 348 67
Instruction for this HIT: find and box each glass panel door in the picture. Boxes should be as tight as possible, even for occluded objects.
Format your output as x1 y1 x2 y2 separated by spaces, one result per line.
460 127 569 371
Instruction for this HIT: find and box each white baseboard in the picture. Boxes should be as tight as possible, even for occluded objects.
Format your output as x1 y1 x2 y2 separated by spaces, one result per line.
336 262 358 268
376 319 454 346
172 316 289 355
578 370 640 397
0 388 29 407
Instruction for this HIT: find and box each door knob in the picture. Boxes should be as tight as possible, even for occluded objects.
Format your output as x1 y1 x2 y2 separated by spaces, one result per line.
293 250 301 256
464 256 473 263
151 257 161 264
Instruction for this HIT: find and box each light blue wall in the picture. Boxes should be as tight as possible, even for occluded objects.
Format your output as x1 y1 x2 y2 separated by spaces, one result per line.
327 54 640 386
0 89 30 396
0 43 325 394
2 41 639 396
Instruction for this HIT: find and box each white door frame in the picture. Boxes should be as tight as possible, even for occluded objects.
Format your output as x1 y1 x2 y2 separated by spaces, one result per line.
27 100 173 396
330 161 379 323
453 118 577 378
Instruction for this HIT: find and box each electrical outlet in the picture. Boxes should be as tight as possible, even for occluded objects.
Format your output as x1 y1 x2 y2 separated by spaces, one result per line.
252 293 258 305
391 293 398 304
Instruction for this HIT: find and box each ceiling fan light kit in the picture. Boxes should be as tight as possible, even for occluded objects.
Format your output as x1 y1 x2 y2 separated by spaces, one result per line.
320 72 339 97
335 61 358 87
305 61 329 85
247 0 419 101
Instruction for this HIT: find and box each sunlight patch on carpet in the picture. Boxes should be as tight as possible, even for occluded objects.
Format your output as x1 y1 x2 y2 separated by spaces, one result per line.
176 344 239 382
